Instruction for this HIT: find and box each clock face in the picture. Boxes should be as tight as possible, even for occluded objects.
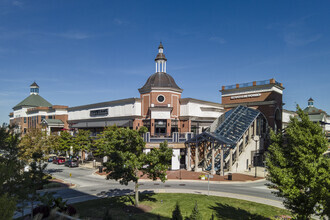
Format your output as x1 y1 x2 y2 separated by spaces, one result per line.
157 95 165 103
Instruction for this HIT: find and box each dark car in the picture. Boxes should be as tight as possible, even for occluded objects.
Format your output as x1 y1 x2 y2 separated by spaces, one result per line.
54 157 66 165
65 159 79 168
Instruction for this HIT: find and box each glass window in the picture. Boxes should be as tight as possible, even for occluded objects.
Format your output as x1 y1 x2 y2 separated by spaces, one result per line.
24 117 26 123
157 95 165 103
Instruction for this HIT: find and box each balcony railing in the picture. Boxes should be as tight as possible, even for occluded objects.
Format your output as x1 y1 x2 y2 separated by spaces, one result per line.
222 79 282 90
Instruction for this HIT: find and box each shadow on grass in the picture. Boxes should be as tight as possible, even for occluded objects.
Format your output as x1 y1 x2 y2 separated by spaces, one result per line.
210 202 269 220
75 190 167 219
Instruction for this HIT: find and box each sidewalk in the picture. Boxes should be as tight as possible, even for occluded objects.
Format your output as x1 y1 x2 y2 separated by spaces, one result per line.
96 168 264 182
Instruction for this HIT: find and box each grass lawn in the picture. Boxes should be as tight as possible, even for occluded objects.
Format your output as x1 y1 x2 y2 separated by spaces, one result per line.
73 193 291 219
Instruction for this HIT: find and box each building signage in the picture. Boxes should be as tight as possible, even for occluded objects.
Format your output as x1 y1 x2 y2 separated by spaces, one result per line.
90 109 108 117
230 93 261 100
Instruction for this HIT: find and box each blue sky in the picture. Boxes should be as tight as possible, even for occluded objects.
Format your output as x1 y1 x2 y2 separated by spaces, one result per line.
1 0 330 124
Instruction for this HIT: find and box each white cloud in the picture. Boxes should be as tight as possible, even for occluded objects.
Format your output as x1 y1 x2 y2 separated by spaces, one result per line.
268 16 322 47
12 0 23 8
209 36 226 44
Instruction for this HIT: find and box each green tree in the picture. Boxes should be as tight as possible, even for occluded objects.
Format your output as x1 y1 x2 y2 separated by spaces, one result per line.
58 131 73 154
0 126 22 218
19 128 48 162
75 129 92 163
95 125 172 206
266 106 330 219
46 133 60 154
172 202 183 220
0 193 17 220
189 201 202 220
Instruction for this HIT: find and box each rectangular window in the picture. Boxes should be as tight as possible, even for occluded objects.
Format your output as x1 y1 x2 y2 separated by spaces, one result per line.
24 117 26 123
41 116 45 121
48 116 53 119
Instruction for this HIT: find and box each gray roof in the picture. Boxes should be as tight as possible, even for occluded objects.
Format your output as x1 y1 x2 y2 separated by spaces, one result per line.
68 98 140 111
30 82 39 87
155 53 167 61
13 94 52 110
138 72 182 94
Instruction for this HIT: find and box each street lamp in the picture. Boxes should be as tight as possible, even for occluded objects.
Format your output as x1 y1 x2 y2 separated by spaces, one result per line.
253 136 259 178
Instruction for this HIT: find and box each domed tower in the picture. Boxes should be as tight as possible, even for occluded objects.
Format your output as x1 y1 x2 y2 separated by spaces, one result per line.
138 43 183 136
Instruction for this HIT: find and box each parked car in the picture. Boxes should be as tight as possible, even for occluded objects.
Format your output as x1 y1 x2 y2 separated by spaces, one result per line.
48 154 57 162
65 159 79 168
54 157 66 165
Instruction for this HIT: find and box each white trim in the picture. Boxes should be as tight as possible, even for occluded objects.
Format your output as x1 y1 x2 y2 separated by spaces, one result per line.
222 87 283 97
150 89 182 95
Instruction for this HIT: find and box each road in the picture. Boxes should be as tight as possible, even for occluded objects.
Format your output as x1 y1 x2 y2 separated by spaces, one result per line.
45 163 284 209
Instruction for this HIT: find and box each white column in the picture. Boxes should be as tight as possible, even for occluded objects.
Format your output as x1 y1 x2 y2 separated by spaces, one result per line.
155 63 157 72
220 148 224 176
164 62 166 72
161 61 164 72
187 144 191 171
211 143 215 175
195 142 199 172
229 149 233 171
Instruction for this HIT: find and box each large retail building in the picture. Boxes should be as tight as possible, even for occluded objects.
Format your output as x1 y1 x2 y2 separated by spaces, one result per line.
9 43 329 172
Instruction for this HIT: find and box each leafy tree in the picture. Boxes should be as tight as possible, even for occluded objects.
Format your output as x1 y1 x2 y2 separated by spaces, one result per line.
46 133 60 154
75 129 92 163
25 152 50 218
95 125 172 206
266 106 330 219
0 126 24 196
19 128 48 162
172 202 183 220
0 193 17 220
58 131 74 154
189 201 202 220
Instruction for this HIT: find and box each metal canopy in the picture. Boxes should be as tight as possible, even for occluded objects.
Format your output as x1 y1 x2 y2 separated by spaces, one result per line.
186 105 260 145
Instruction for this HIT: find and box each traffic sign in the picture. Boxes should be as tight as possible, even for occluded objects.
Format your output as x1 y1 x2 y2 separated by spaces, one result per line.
69 173 72 177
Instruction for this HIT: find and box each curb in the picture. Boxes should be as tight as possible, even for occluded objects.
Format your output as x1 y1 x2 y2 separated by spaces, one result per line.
92 171 266 184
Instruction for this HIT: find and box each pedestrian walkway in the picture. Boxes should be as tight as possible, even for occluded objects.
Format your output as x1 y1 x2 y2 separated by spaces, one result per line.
96 168 264 182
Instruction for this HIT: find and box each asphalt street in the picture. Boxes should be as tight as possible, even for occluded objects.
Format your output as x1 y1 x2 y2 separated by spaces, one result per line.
45 162 283 208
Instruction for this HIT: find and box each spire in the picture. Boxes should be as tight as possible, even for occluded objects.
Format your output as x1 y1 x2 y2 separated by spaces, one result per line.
155 42 167 73
30 82 39 95
308 97 314 107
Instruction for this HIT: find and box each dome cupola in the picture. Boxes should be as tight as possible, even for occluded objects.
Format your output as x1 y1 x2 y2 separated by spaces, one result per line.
139 43 182 94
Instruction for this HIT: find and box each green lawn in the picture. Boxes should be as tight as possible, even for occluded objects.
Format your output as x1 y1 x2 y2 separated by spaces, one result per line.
73 193 291 219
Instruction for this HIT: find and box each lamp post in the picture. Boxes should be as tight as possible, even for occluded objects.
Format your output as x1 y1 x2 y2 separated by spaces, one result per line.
253 136 259 178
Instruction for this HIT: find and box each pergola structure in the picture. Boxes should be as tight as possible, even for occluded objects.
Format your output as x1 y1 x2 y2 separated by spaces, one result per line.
185 105 267 175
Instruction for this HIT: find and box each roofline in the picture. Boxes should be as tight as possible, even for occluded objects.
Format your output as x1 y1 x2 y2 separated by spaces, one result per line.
180 98 223 107
68 98 141 111
220 83 284 94
139 87 183 94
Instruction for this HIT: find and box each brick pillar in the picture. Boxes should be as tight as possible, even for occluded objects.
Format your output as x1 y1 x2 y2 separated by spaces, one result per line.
150 119 155 136
166 119 171 136
188 120 191 132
